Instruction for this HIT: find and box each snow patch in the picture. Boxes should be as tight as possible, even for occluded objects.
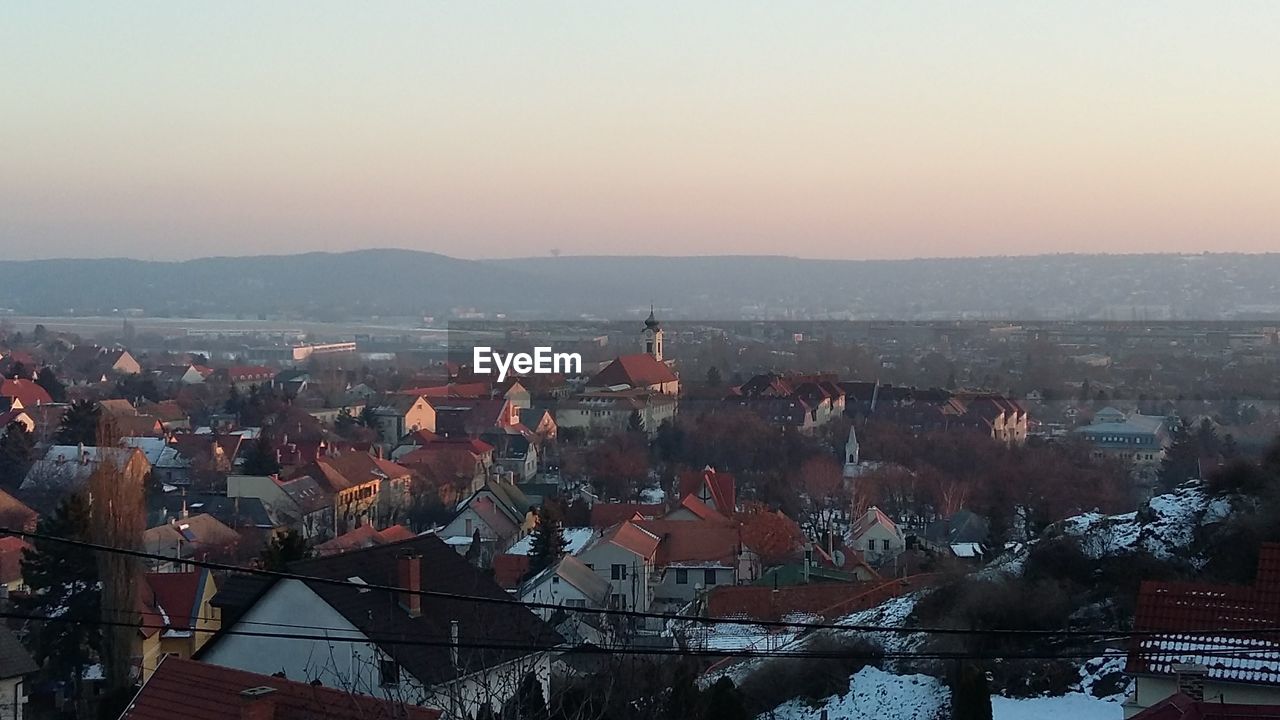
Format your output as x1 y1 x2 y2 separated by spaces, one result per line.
766 667 947 720
505 527 596 556
992 693 1122 720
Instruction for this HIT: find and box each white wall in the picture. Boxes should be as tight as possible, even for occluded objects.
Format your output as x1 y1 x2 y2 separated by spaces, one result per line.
0 677 25 720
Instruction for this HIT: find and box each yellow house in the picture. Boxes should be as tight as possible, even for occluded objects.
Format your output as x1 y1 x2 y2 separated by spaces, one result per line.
136 570 220 681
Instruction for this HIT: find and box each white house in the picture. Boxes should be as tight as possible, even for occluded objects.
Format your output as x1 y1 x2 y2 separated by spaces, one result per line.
0 626 36 720
197 535 561 720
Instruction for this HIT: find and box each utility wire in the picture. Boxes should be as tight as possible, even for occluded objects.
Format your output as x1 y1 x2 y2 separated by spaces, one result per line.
7 526 1278 641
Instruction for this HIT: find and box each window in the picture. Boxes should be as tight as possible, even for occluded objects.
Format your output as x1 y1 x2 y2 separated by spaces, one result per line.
611 564 626 580
882 539 891 551
675 569 688 585
704 569 717 586
566 599 587 608
552 576 560 585
379 658 400 687
610 594 625 609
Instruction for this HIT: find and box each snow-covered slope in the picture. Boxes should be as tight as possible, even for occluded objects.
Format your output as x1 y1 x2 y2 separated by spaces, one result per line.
769 667 947 720
1056 482 1231 563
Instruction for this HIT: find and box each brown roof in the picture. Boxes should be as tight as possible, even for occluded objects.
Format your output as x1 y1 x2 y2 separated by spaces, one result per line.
635 519 744 567
589 503 664 529
121 656 440 720
602 521 662 559
0 536 31 587
588 354 677 388
144 571 207 632
0 487 38 534
492 554 531 590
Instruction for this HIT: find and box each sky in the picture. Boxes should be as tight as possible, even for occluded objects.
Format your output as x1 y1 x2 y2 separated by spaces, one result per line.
1 2 1278 261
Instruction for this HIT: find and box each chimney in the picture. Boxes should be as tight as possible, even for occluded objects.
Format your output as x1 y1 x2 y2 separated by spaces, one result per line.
180 499 189 520
78 442 87 464
397 551 422 617
239 686 277 720
1173 663 1206 701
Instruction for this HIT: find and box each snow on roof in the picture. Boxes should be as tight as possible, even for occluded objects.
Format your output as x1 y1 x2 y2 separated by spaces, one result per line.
505 527 596 557
950 542 984 558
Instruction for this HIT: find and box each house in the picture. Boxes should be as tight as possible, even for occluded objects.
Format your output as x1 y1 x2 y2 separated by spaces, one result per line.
727 373 846 431
142 513 241 569
1076 408 1171 468
1123 543 1280 716
314 524 417 556
0 402 35 435
396 438 494 504
519 555 613 620
636 518 762 608
288 452 416 535
575 521 661 613
587 502 664 529
555 389 677 438
119 655 441 720
848 507 906 566
61 345 142 382
221 366 277 391
136 570 221 680
0 378 52 409
19 445 151 512
0 626 37 720
197 535 561 719
227 473 335 540
147 494 274 534
371 395 438 444
437 480 536 557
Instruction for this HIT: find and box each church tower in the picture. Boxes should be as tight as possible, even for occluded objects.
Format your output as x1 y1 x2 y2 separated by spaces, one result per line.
643 307 664 361
842 424 861 479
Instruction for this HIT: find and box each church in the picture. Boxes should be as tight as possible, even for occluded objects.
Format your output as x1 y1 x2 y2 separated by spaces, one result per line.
585 309 679 395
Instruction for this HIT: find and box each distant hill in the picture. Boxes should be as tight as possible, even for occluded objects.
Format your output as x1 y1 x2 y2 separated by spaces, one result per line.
2 250 1279 320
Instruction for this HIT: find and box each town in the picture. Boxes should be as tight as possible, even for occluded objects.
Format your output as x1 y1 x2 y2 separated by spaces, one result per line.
2 310 1279 719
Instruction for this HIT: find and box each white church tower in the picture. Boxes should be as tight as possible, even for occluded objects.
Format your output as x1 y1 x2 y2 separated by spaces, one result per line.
643 306 664 361
842 424 861 479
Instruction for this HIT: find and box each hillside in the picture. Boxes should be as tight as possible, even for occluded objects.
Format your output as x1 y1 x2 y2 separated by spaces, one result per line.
2 250 1280 319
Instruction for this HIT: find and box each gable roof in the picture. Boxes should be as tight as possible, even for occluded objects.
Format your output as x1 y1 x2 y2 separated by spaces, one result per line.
851 507 902 540
121 656 440 720
678 468 736 514
144 570 210 632
635 519 744 568
275 535 561 686
1130 693 1280 719
528 555 610 605
0 487 38 533
314 524 418 556
0 535 32 588
588 354 677 389
1128 543 1280 686
0 378 52 407
595 521 661 559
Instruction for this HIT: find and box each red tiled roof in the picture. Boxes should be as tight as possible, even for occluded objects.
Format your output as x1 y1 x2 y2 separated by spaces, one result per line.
589 354 677 388
605 521 662 559
0 488 38 534
144 571 204 632
635 519 742 567
678 468 736 514
492 554 531 590
1128 544 1280 686
707 582 875 622
676 494 730 523
121 656 441 720
315 524 419 556
0 378 52 407
589 503 664 529
0 536 31 586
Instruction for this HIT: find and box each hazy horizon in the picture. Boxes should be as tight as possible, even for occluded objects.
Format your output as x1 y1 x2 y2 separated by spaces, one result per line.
3 2 1278 261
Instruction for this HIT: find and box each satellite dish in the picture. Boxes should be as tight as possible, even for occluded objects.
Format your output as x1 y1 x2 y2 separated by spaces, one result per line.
832 550 846 567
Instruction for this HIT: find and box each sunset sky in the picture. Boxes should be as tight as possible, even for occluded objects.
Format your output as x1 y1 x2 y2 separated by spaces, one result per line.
1 2 1277 261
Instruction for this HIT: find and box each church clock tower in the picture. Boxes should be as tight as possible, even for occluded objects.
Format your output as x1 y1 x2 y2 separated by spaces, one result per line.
643 307 664 361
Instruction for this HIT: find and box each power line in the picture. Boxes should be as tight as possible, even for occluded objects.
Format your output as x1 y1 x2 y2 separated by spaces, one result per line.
6 608 1276 664
7 526 1279 641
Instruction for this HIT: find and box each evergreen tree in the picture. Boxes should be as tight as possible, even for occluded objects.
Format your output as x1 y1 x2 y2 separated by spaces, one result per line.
705 366 722 387
506 672 548 720
0 421 36 489
5 361 27 379
359 404 380 429
701 678 748 720
224 384 242 415
18 493 102 691
36 365 67 402
1195 418 1221 456
1157 417 1200 491
259 528 312 570
241 436 281 476
55 399 100 446
334 407 357 436
950 663 993 720
525 506 569 580
627 410 645 434
1222 433 1239 459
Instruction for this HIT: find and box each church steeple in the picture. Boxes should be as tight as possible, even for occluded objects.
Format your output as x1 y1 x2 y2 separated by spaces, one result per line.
642 306 663 361
842 424 860 478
